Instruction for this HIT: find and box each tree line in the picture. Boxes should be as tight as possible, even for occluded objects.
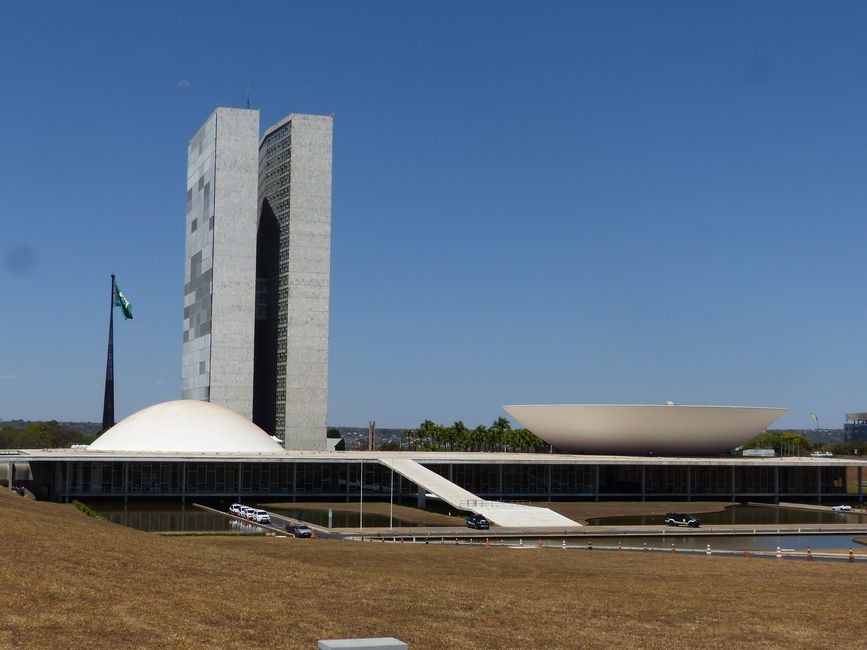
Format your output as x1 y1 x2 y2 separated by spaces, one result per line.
398 417 545 452
0 421 95 449
742 430 862 456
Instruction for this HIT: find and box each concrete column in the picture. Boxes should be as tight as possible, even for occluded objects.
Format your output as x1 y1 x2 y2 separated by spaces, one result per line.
546 464 552 502
773 466 779 504
6 462 12 490
641 466 646 502
858 466 863 506
593 465 600 502
417 484 426 508
237 462 243 500
816 466 822 504
731 465 736 502
67 462 73 503
686 466 691 502
180 462 186 504
498 464 503 500
122 462 128 505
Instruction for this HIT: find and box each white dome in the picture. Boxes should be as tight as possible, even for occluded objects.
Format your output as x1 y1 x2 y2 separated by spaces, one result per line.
503 404 787 456
89 400 285 453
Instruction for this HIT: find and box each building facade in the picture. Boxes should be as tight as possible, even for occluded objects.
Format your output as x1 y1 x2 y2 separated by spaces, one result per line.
181 108 260 419
256 114 333 450
182 108 332 451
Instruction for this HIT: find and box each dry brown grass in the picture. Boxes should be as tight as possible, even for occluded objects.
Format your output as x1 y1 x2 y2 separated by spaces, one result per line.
1 490 865 649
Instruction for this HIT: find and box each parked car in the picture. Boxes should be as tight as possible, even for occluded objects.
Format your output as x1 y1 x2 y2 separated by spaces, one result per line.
465 513 490 529
287 523 313 538
228 503 243 516
664 513 701 528
832 504 852 512
252 509 271 524
810 451 833 458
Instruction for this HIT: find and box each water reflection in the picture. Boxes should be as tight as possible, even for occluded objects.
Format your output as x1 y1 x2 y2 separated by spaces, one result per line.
589 505 867 526
268 507 421 528
564 534 865 551
97 503 264 534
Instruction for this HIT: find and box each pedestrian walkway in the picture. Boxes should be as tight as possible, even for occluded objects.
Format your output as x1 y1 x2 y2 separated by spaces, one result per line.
384 458 580 527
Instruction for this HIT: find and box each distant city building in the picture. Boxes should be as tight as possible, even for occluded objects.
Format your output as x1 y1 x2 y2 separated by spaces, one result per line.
182 107 333 451
844 412 867 443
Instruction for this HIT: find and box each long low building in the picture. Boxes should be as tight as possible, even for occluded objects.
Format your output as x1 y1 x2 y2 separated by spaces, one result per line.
3 401 863 512
3 448 864 507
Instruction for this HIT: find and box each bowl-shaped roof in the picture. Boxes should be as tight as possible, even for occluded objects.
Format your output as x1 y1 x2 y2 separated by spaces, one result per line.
503 404 786 456
89 400 284 453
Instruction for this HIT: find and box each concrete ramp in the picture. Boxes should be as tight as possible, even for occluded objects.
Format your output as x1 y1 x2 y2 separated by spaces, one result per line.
384 458 581 528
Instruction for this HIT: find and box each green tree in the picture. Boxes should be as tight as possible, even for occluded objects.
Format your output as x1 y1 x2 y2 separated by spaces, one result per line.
742 431 813 456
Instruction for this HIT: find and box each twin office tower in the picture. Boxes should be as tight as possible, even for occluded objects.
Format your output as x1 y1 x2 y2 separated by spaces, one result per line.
181 107 332 451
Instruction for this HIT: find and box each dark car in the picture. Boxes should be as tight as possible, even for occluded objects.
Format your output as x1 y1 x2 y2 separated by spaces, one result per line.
465 513 490 530
663 513 701 528
287 523 313 538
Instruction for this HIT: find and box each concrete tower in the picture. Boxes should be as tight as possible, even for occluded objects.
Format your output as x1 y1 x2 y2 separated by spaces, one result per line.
255 114 333 450
181 107 260 419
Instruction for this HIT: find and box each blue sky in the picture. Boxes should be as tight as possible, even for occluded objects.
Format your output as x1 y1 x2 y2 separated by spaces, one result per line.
1 1 866 429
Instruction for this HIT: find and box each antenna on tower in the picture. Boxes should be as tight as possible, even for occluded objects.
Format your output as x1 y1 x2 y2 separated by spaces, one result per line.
242 83 252 109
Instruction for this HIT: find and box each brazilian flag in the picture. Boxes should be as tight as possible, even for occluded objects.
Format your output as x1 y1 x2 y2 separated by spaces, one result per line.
115 284 133 320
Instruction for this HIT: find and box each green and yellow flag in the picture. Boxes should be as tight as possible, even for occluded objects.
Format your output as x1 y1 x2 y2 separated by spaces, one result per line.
115 284 133 320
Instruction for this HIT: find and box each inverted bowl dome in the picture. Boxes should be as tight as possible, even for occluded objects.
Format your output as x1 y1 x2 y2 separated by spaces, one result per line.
503 404 786 456
89 400 284 453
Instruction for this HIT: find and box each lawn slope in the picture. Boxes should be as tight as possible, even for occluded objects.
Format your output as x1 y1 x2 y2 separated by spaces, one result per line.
0 491 864 649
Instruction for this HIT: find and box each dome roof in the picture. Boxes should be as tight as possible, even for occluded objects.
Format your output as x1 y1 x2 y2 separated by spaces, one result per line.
89 400 284 453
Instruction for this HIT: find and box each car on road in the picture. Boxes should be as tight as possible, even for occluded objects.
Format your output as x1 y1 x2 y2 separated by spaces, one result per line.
287 523 313 538
664 513 701 528
832 504 852 512
465 513 490 529
810 451 833 458
228 503 243 516
252 509 271 524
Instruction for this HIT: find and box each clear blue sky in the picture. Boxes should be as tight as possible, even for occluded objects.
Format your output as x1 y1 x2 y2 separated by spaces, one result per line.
1 1 866 429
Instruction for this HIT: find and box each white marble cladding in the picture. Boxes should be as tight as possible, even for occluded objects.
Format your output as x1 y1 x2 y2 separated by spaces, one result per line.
182 108 259 420
260 114 332 451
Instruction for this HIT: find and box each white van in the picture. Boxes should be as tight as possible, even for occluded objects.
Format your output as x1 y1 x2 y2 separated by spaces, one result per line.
252 509 271 524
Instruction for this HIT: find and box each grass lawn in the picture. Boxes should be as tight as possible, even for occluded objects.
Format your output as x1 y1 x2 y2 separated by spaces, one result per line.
1 490 865 649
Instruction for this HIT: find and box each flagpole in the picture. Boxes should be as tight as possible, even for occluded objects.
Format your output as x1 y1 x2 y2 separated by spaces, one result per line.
101 274 116 432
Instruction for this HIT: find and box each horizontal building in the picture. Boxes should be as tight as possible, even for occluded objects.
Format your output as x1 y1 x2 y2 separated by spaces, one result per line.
3 449 863 508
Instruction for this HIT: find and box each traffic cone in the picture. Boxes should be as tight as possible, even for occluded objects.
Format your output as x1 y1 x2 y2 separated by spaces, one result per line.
776 546 782 559
588 541 592 552
537 539 542 549
643 542 648 552
744 548 750 560
562 540 566 550
311 528 317 539
706 544 711 556
807 547 813 561
671 543 676 554
485 538 490 548
849 549 855 563
618 540 623 551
